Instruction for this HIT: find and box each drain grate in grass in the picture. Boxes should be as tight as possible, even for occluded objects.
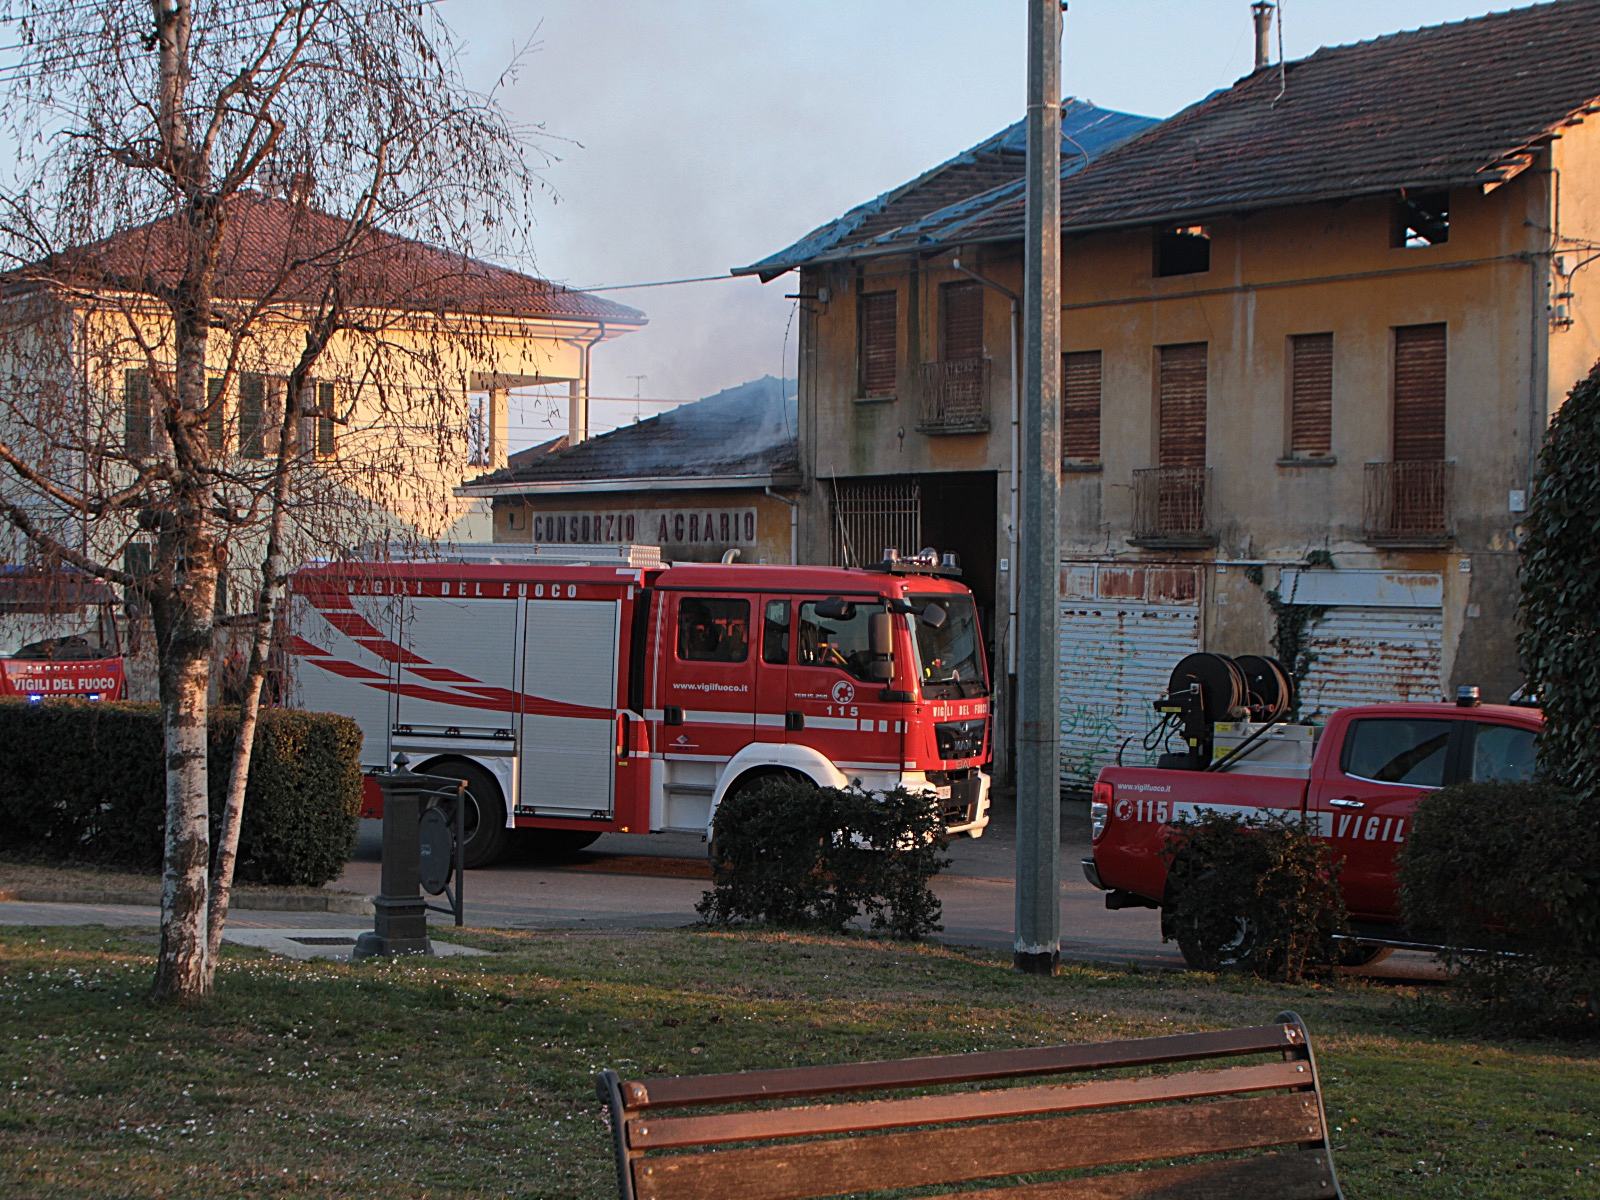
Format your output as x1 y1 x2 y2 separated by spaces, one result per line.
287 936 357 946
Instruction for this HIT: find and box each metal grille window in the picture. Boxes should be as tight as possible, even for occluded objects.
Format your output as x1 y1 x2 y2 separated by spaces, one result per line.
829 478 919 569
858 291 897 398
123 369 152 456
238 372 267 459
1061 350 1102 464
1157 343 1207 468
1288 333 1333 459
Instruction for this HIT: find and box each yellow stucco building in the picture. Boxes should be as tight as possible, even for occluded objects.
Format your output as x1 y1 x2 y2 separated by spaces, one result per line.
739 1 1600 787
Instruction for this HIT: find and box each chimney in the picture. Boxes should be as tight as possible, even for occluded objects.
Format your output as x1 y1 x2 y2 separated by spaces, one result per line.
1251 1 1274 72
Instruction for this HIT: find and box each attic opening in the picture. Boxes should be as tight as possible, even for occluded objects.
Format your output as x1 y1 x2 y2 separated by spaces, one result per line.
1154 225 1211 277
1394 191 1449 248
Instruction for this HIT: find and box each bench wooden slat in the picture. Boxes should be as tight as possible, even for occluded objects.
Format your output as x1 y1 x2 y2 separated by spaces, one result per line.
620 1023 1300 1110
629 1059 1314 1149
633 1092 1323 1200
916 1151 1339 1200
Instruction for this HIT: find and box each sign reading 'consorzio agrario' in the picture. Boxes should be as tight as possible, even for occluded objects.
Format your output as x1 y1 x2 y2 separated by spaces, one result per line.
529 508 758 556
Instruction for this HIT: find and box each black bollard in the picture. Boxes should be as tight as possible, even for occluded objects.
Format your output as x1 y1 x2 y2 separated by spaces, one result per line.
352 753 434 960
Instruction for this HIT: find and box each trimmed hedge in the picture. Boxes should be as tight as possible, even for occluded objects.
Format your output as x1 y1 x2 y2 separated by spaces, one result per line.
0 700 362 886
1161 808 1350 982
1399 780 1600 1031
696 775 947 940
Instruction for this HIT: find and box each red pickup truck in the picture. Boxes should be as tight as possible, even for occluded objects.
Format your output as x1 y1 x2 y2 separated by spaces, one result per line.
1083 698 1543 960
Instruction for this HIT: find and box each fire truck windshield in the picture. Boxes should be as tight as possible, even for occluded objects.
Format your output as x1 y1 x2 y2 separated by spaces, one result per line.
909 594 986 699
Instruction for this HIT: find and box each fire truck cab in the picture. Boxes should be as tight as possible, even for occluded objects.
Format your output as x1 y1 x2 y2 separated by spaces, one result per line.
287 546 991 866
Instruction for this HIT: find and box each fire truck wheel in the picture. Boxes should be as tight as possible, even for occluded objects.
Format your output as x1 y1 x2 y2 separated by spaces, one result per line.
421 760 509 869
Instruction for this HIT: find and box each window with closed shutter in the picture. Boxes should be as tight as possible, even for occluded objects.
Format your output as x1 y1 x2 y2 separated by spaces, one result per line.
858 291 897 397
123 369 152 455
315 382 337 457
1157 343 1207 469
1393 324 1445 460
238 372 266 459
205 376 226 452
1289 333 1333 459
1061 350 1101 464
940 281 983 361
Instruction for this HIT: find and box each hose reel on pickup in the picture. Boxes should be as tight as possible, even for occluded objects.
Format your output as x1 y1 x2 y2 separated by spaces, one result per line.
1151 652 1295 770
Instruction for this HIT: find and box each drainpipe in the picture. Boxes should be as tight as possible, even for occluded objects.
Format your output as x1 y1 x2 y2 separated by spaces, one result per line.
765 487 798 564
569 323 607 445
952 257 1020 679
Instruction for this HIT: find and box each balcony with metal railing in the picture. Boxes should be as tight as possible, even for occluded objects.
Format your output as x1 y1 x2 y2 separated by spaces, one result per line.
916 357 991 434
1363 460 1454 546
1129 466 1216 549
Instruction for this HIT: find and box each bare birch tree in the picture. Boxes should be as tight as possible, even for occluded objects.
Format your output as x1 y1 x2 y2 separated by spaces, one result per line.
0 0 543 1002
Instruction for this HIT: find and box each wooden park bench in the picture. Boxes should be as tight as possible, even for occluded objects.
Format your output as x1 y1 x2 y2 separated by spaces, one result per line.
595 1009 1343 1199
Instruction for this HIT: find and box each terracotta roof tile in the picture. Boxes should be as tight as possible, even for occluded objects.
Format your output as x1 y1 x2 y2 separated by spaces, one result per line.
16 192 645 326
961 0 1600 240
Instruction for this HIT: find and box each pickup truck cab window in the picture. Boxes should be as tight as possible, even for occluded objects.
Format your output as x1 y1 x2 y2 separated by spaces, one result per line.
1467 721 1537 783
1340 718 1452 786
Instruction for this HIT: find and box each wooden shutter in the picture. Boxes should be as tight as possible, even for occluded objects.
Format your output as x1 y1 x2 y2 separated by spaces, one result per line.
238 372 265 459
123 369 151 455
1061 350 1102 463
1157 343 1207 469
940 281 983 361
205 376 226 452
1289 333 1333 458
316 382 336 457
858 291 897 397
1393 324 1445 460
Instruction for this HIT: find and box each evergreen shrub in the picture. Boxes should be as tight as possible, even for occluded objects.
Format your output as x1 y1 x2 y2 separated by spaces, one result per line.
696 775 947 939
1161 809 1349 981
1400 781 1600 1030
0 700 361 885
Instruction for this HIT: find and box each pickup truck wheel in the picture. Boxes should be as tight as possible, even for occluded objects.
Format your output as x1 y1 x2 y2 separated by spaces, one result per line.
1172 911 1263 972
420 760 510 869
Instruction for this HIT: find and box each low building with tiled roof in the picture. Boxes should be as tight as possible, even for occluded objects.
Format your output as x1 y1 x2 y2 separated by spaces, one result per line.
738 0 1600 788
461 376 801 564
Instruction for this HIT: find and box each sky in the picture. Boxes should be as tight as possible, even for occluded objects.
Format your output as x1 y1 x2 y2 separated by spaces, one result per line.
450 0 1529 447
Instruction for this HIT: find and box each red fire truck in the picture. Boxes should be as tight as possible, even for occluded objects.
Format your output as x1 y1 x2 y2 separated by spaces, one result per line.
0 638 127 701
286 546 991 866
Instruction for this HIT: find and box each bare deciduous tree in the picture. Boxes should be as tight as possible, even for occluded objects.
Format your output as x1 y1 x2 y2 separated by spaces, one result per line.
0 0 545 1002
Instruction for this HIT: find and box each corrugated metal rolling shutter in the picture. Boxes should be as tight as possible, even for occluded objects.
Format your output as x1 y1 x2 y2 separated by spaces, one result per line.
1057 564 1202 789
1061 350 1101 463
859 291 896 397
1298 606 1442 719
1289 333 1333 458
941 281 983 361
1392 324 1445 460
1158 343 1207 468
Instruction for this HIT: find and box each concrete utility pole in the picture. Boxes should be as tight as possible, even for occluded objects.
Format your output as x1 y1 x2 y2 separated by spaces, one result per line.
1014 0 1063 975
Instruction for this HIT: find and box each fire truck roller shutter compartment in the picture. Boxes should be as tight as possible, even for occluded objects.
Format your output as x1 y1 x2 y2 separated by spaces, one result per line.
392 597 519 735
287 590 401 770
519 598 621 817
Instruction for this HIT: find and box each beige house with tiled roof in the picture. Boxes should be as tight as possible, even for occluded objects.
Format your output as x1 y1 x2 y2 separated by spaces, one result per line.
739 0 1600 788
1 192 644 551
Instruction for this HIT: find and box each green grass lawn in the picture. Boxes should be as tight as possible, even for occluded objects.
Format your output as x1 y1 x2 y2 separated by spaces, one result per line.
1 925 1596 1198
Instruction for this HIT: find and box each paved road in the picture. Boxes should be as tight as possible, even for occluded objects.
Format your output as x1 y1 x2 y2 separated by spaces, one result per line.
333 797 1442 980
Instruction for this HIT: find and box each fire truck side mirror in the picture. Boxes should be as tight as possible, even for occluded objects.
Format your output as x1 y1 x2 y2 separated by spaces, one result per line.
814 596 855 620
868 612 894 681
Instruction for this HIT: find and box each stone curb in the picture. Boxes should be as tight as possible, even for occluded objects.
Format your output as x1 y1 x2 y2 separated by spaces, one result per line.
0 887 374 916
